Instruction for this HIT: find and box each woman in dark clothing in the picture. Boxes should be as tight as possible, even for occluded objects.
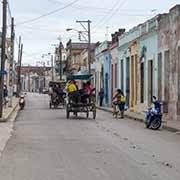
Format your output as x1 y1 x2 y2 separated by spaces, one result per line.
98 88 104 106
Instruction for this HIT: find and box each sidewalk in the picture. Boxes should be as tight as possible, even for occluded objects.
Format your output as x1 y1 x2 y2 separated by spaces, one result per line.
0 97 19 122
0 97 19 158
98 106 180 132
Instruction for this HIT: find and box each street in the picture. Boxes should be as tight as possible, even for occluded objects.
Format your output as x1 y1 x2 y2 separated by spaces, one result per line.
0 93 180 180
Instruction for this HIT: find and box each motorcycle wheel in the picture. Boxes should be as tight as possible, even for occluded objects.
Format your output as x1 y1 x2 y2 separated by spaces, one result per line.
150 118 162 130
146 123 150 129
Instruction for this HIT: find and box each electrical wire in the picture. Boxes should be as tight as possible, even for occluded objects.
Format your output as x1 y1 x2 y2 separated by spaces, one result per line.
97 0 127 28
16 25 65 33
47 0 159 13
7 1 12 28
15 0 79 26
7 1 12 18
92 0 125 31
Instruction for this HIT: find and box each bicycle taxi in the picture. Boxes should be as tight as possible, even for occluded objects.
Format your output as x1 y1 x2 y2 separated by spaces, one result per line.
48 80 66 109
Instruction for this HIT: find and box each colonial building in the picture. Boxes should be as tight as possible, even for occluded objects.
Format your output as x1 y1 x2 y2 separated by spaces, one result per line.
20 66 52 92
54 44 67 80
66 40 89 74
0 35 16 96
157 5 180 121
117 4 180 122
110 29 125 103
95 41 111 106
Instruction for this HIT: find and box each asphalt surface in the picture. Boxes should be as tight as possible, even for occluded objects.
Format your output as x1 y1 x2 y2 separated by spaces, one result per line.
0 93 180 180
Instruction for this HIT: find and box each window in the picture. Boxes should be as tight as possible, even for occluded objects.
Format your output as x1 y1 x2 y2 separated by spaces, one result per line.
121 60 124 91
140 62 144 103
158 53 162 101
164 50 170 113
115 63 118 88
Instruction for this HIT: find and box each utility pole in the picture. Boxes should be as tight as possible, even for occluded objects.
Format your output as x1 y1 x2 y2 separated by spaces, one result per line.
76 20 91 74
43 62 45 89
17 43 23 96
87 20 91 74
0 0 7 118
59 41 62 80
66 39 72 75
16 36 21 97
51 55 54 81
8 17 15 107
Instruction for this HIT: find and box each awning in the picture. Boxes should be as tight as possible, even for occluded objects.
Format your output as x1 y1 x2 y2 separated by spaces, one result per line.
67 74 93 80
0 70 7 75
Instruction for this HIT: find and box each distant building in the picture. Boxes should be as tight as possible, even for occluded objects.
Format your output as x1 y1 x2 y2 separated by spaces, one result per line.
54 43 67 80
66 40 89 74
20 66 52 92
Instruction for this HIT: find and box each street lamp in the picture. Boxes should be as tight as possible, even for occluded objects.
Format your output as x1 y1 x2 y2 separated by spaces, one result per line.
51 38 63 81
66 20 91 73
66 28 88 42
41 53 54 81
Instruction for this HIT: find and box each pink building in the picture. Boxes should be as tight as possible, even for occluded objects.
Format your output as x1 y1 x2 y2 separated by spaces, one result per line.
110 29 125 101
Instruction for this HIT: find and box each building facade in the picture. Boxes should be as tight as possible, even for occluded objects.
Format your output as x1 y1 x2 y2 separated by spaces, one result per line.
110 29 125 103
158 5 180 121
20 66 52 92
95 41 111 106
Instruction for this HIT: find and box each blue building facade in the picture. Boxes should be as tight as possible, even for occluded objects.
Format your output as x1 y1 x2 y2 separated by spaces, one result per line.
103 50 111 106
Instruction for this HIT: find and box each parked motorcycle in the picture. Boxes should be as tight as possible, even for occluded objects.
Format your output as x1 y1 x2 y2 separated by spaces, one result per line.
19 95 25 110
144 108 162 130
144 96 162 130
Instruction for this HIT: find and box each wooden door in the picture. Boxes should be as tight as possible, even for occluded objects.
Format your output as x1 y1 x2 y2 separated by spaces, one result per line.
148 60 153 106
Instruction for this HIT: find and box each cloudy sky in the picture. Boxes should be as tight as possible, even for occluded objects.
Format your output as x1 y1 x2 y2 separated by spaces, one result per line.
3 0 180 65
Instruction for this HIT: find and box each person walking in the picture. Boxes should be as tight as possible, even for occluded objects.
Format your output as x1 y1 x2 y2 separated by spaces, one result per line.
112 89 126 118
98 88 104 106
119 90 126 118
3 85 8 107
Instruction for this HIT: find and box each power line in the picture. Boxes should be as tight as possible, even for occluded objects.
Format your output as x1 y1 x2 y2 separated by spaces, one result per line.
97 0 128 28
92 0 125 31
47 0 159 13
15 0 79 26
16 25 65 33
7 1 12 27
7 1 12 18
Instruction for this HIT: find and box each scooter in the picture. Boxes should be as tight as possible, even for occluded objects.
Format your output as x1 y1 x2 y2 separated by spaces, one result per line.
19 95 25 110
144 108 162 130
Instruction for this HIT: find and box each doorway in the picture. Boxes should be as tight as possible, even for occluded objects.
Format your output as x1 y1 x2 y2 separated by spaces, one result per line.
130 55 138 109
126 57 130 107
140 62 144 103
148 60 153 106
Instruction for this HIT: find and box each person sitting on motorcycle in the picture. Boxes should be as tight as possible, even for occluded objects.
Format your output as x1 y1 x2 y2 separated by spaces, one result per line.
152 96 161 114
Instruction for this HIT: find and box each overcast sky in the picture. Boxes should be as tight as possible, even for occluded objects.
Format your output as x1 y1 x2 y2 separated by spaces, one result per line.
3 0 180 65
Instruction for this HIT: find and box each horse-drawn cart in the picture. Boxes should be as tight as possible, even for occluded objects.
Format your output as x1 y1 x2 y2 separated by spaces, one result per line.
66 74 96 119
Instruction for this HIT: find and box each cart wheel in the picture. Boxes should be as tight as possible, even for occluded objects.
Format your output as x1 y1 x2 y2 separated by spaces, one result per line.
93 110 96 119
66 104 70 119
66 110 70 119
86 111 89 118
74 112 78 117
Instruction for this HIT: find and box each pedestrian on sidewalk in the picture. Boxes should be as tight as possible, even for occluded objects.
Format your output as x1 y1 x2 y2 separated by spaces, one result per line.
119 91 126 118
98 88 104 106
112 89 126 118
3 85 8 107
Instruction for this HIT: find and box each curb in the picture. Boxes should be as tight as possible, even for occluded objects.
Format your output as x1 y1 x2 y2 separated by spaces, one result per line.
0 102 19 122
97 106 180 133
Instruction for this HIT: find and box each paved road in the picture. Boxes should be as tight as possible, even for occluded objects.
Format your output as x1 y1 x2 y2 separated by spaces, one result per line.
0 93 180 180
